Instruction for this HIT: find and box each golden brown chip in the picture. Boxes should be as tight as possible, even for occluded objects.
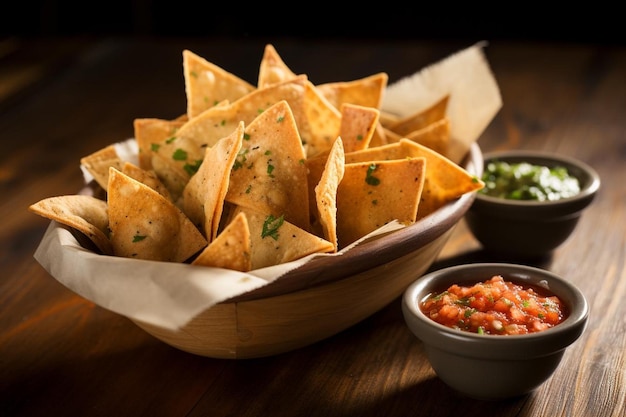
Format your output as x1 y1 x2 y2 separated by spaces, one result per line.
231 206 334 270
302 80 342 157
80 145 124 191
148 150 190 204
183 49 255 119
107 167 207 262
368 122 390 148
225 100 310 232
121 161 172 201
257 44 298 88
191 211 251 272
378 110 401 128
183 121 244 241
314 137 345 251
386 95 449 137
404 117 450 157
317 72 388 110
345 139 483 219
29 195 112 255
338 103 380 153
336 158 426 247
133 118 186 170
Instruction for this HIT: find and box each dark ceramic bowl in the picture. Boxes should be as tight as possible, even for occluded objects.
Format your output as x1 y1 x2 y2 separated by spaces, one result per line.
402 263 589 400
465 150 601 258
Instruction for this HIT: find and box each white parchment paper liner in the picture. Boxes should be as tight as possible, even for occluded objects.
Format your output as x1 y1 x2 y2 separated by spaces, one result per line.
33 41 501 332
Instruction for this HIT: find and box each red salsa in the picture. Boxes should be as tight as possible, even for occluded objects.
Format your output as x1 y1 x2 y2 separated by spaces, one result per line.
420 275 568 335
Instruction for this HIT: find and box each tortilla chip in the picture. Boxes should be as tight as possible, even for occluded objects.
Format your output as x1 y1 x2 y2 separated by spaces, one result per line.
339 103 380 153
368 122 389 148
148 150 189 205
80 145 124 191
257 44 298 88
379 110 400 127
317 72 388 110
121 161 172 201
183 49 255 119
314 137 345 251
29 195 112 255
381 126 402 144
386 95 449 137
183 121 244 241
225 100 310 232
107 167 207 262
302 80 342 157
133 118 186 170
404 117 450 157
345 139 483 219
191 211 251 272
231 206 334 270
336 158 426 247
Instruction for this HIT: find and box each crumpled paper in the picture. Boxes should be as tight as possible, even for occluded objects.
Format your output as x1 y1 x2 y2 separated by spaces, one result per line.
382 41 502 164
35 219 405 330
33 41 501 332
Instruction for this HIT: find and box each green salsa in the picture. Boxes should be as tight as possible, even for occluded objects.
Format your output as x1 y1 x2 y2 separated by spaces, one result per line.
479 160 581 201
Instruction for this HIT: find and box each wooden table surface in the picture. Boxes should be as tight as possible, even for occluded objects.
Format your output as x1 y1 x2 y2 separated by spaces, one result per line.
1 36 624 417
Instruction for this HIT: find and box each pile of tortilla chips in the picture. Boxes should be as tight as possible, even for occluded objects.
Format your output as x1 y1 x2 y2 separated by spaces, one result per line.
30 44 486 273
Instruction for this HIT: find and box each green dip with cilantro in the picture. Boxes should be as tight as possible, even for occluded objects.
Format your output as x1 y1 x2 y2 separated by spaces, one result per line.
480 160 581 201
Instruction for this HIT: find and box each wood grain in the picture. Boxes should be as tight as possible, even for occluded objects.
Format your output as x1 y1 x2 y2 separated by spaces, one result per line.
1 38 624 417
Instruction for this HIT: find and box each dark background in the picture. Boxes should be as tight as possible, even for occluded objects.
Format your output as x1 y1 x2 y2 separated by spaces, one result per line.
2 1 624 45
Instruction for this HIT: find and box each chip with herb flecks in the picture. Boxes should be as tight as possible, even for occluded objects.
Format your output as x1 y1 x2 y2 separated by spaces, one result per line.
345 138 483 219
336 158 427 247
107 167 207 262
133 117 187 171
229 205 334 270
182 121 244 241
225 100 310 232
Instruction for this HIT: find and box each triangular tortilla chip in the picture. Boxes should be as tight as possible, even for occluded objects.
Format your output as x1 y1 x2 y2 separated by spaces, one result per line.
317 72 388 110
314 137 345 251
121 161 172 201
183 122 244 241
80 145 124 191
133 118 186 170
191 211 251 272
29 195 112 255
336 158 426 248
302 80 342 157
345 139 483 219
368 122 389 148
231 206 334 270
257 44 298 88
148 150 190 205
183 49 255 119
339 103 380 153
225 100 310 231
107 167 207 262
386 95 449 137
404 117 450 157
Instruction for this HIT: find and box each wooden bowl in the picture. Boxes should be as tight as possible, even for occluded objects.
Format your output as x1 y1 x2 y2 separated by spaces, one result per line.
132 144 483 359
